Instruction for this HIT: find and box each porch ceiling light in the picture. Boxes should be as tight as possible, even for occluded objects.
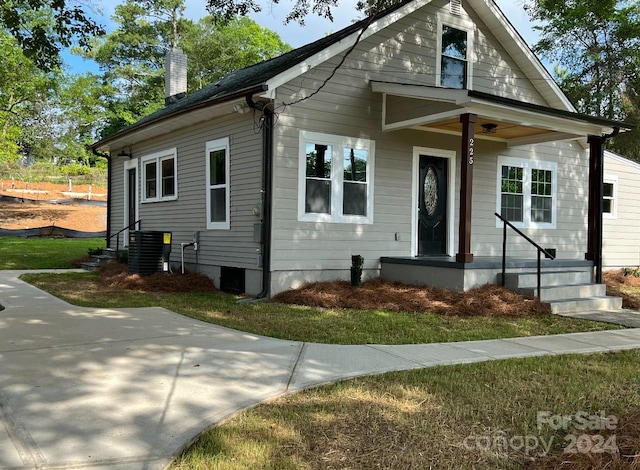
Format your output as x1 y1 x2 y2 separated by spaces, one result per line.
117 148 132 158
481 123 498 134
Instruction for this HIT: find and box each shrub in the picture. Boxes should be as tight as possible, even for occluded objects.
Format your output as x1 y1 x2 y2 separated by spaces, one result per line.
622 266 640 278
87 247 103 257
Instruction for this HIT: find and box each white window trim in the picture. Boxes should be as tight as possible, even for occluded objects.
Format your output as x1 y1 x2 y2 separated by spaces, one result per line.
141 148 178 203
436 14 474 89
123 158 139 247
298 130 375 224
496 156 557 229
205 137 231 230
603 174 618 219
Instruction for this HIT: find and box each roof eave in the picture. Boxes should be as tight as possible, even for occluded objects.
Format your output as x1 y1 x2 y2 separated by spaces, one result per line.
90 84 267 152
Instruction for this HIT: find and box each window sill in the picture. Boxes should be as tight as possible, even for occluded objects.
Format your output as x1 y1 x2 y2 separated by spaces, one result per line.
299 213 373 224
142 196 178 203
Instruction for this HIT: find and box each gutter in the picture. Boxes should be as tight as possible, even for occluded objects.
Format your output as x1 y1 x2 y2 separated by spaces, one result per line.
245 94 273 299
92 148 112 247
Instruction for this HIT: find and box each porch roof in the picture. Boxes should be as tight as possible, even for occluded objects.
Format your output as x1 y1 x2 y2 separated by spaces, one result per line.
371 81 632 147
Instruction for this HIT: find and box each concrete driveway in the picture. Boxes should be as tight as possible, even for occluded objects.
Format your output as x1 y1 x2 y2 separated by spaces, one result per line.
2 270 640 469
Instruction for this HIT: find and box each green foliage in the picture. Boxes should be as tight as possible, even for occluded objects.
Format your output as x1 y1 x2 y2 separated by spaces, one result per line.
0 237 105 270
0 161 107 186
117 249 129 264
87 247 104 257
622 266 640 277
0 31 58 164
61 163 91 177
525 0 640 161
182 17 292 90
0 0 104 72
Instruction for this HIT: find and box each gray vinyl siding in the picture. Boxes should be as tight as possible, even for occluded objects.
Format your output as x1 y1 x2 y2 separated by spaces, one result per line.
603 154 640 268
268 2 587 293
108 112 264 278
109 158 126 247
471 139 588 258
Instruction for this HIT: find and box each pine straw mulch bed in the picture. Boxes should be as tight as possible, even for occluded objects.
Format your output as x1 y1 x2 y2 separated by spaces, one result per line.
88 263 550 317
94 262 218 293
604 270 640 310
272 278 551 317
529 409 640 470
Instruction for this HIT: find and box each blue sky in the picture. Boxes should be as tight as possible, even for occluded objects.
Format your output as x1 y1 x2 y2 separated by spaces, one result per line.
63 0 541 75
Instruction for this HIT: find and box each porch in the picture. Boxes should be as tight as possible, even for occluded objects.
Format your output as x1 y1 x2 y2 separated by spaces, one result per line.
380 256 622 313
371 82 631 284
380 256 593 292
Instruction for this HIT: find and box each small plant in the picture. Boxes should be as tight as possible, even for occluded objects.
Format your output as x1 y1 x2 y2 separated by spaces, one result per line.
117 249 129 264
350 255 364 287
622 266 640 278
87 247 103 257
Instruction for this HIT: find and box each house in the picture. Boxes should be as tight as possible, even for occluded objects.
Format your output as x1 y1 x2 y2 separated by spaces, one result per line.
90 0 630 311
603 150 640 269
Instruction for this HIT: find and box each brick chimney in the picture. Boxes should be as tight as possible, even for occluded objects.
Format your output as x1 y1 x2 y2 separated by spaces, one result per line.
165 47 187 105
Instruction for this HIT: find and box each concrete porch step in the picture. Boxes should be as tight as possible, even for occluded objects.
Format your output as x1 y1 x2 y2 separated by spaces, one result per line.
548 296 623 314
81 250 117 272
501 270 592 290
521 283 606 302
80 261 101 271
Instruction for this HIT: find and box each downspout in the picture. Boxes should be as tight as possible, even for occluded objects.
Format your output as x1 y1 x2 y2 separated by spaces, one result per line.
595 127 620 283
246 94 273 299
92 148 112 248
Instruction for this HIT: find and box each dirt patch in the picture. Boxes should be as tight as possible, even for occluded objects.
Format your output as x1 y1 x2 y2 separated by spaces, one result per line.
0 179 107 200
604 270 640 310
528 408 640 470
0 180 107 233
95 262 217 293
272 278 550 317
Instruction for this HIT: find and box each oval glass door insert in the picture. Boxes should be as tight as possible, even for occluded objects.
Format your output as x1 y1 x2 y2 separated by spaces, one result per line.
424 166 438 217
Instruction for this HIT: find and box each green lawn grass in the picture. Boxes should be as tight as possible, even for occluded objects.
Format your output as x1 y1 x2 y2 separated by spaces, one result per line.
21 270 619 345
172 350 640 470
0 236 104 269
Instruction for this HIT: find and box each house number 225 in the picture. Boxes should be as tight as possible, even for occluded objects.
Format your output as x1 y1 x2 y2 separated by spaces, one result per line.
468 138 475 165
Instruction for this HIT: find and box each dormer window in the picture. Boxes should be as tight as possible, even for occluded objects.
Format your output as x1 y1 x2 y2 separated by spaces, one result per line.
440 25 468 89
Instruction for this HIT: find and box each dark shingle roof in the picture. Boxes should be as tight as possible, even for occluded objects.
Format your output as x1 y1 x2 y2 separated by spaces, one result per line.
92 0 414 148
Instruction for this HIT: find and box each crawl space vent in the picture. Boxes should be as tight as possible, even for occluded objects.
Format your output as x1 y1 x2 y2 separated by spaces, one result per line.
450 0 462 16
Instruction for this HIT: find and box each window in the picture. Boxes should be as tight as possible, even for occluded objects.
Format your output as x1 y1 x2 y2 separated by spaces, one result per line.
603 176 617 219
497 157 557 229
141 149 177 202
500 165 523 222
206 138 230 229
299 131 375 223
439 25 468 88
531 169 553 223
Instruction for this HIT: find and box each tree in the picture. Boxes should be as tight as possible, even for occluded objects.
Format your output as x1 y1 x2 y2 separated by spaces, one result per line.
78 0 193 137
0 0 104 71
0 31 57 164
525 0 640 160
182 16 291 90
79 0 291 137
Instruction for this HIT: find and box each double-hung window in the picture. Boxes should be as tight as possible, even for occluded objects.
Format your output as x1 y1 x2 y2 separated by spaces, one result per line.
603 176 617 219
141 148 177 202
497 157 557 229
439 24 469 89
299 131 374 224
205 137 230 230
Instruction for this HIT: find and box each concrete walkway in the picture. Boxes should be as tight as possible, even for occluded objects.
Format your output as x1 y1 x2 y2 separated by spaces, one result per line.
2 270 640 470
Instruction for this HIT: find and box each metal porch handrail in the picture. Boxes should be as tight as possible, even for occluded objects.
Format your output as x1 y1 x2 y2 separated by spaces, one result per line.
109 219 141 253
495 212 556 298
